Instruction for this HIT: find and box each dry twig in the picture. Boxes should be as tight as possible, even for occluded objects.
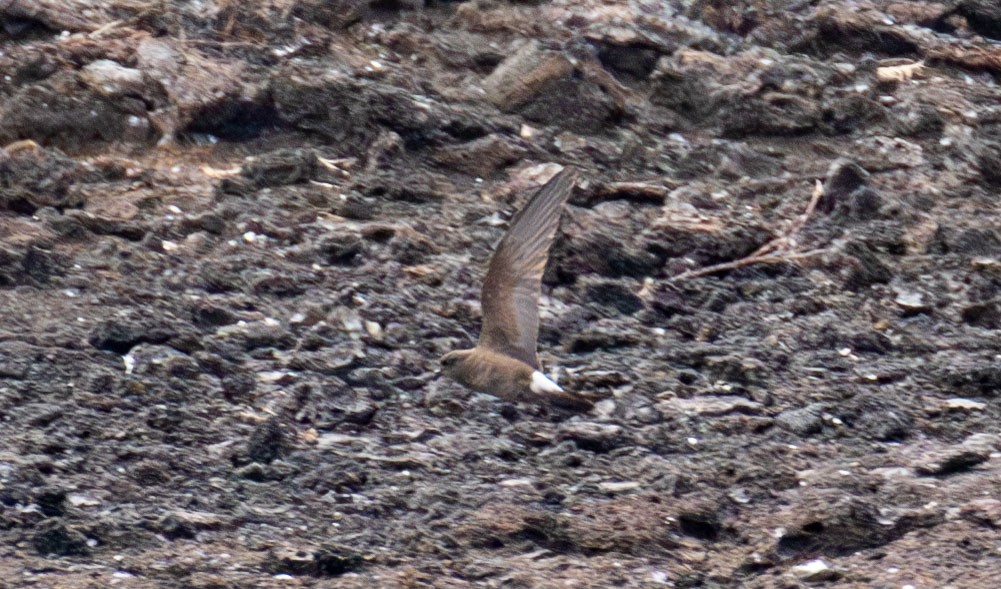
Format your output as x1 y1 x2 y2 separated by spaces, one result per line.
876 61 925 82
671 180 828 280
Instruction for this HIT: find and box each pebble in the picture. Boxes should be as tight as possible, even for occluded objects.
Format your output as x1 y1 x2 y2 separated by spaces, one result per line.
597 481 641 493
943 398 986 412
913 445 990 476
558 422 623 448
649 570 669 583
593 398 617 418
791 558 840 582
894 291 931 313
961 498 1001 527
727 487 751 504
78 59 146 98
792 558 829 577
775 403 826 436
660 395 762 417
364 320 383 339
67 494 101 507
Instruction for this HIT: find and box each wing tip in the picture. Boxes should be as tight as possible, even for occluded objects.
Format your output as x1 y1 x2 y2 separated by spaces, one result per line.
545 164 579 191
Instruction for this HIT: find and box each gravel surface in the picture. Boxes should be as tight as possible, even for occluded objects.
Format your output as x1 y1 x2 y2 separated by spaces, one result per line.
1 1 1001 587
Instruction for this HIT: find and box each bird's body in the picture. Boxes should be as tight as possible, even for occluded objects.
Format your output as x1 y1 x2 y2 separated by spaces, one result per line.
440 167 593 411
441 347 591 410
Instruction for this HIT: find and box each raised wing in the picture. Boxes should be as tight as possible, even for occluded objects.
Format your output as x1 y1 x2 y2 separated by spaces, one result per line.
478 167 576 368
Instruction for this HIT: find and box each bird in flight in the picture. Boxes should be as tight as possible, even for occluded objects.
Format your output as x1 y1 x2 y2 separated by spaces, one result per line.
440 167 594 411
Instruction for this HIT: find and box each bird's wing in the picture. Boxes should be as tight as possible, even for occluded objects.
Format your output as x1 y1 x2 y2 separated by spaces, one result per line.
478 167 576 368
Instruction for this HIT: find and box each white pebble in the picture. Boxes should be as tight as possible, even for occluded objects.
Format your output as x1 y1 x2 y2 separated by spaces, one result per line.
792 558 829 578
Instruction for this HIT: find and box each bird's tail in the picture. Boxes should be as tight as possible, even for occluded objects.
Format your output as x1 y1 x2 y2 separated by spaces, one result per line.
547 389 596 412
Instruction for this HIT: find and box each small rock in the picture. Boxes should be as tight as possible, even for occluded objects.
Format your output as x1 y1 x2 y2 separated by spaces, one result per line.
649 570 670 584
267 544 364 577
914 446 990 477
830 153 873 187
268 548 316 576
482 40 574 111
962 433 1000 453
975 141 1001 187
316 234 364 266
315 433 366 449
894 290 931 314
595 41 660 80
218 319 295 351
364 320 383 340
660 395 762 417
574 369 630 388
960 300 1001 329
333 398 378 426
939 363 1001 396
335 308 364 333
77 59 147 99
775 403 826 436
677 508 723 541
32 519 90 556
131 459 172 486
235 462 268 481
846 397 914 442
288 344 363 374
598 481 641 494
431 134 527 177
155 509 226 540
88 320 156 354
819 158 882 220
557 422 624 452
960 498 1001 527
727 487 752 504
943 398 986 412
703 354 767 385
791 558 839 582
34 487 67 517
66 493 101 507
592 398 617 418
191 302 239 327
583 279 645 315
313 545 364 577
240 148 319 188
843 241 893 290
248 416 286 464
481 40 620 134
564 326 639 353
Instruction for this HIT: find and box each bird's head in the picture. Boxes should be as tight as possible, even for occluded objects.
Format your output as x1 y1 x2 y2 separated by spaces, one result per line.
439 349 474 380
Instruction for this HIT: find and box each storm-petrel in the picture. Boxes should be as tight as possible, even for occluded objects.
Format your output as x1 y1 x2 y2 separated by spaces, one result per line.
440 167 593 411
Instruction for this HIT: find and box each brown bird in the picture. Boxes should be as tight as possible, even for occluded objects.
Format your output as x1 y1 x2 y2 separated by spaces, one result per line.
440 167 593 411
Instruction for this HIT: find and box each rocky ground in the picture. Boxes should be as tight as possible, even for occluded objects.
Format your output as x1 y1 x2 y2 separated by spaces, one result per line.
1 0 1001 587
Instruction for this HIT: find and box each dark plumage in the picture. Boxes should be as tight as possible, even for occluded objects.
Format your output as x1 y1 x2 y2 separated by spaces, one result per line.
440 167 593 411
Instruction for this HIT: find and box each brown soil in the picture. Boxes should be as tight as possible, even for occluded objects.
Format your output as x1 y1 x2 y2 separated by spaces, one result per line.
1 1 1001 587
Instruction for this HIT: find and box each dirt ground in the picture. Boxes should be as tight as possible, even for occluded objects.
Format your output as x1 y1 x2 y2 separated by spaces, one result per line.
1 0 1001 587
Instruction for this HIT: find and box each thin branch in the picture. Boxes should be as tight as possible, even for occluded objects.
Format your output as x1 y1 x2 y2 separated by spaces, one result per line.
671 180 826 281
671 248 830 281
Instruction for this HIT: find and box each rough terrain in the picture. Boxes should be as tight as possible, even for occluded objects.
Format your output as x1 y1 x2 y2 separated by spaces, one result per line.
1 0 1001 587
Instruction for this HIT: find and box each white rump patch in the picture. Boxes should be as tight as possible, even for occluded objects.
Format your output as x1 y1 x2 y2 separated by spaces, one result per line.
530 371 563 395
